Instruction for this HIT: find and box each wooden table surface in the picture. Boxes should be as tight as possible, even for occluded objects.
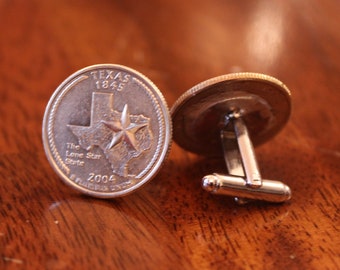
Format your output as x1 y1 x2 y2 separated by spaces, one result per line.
1 0 339 269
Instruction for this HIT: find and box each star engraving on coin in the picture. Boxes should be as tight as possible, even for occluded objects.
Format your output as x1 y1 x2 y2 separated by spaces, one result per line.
68 92 152 177
102 104 148 151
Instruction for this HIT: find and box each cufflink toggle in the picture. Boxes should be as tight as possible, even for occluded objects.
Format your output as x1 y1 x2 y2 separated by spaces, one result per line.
171 73 292 203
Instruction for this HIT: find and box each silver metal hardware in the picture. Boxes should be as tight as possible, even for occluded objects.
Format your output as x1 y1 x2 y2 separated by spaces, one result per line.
171 73 292 203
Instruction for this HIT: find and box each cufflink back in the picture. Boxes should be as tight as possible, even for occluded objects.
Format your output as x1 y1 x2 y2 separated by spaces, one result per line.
171 73 292 203
42 64 171 198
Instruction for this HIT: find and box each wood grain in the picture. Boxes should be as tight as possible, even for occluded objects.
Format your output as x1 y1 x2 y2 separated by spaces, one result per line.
0 0 339 269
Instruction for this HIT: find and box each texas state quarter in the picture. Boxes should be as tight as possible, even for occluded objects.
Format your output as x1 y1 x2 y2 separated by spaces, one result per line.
42 64 172 198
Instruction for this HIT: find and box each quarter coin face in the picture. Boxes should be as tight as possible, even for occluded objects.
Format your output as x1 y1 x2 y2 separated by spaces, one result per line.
43 64 171 198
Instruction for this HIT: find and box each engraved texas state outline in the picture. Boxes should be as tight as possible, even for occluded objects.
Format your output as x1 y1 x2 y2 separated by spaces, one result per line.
68 92 152 177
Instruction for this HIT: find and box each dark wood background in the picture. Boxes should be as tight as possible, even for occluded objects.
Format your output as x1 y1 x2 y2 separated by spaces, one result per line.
1 0 339 269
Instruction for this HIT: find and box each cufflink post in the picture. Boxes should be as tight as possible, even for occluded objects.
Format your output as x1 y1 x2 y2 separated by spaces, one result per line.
171 73 292 204
202 110 291 203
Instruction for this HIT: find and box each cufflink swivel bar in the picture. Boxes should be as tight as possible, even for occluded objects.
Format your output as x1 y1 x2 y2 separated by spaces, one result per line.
171 73 292 204
202 110 291 203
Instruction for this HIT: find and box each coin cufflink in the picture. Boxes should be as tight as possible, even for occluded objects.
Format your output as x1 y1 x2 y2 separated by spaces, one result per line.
171 73 292 203
42 64 172 198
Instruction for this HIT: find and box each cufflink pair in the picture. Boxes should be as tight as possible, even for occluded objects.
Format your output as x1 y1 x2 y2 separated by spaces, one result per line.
43 64 291 204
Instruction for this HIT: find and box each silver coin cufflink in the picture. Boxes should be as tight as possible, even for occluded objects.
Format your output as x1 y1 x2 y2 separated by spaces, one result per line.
42 64 172 198
171 73 292 204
